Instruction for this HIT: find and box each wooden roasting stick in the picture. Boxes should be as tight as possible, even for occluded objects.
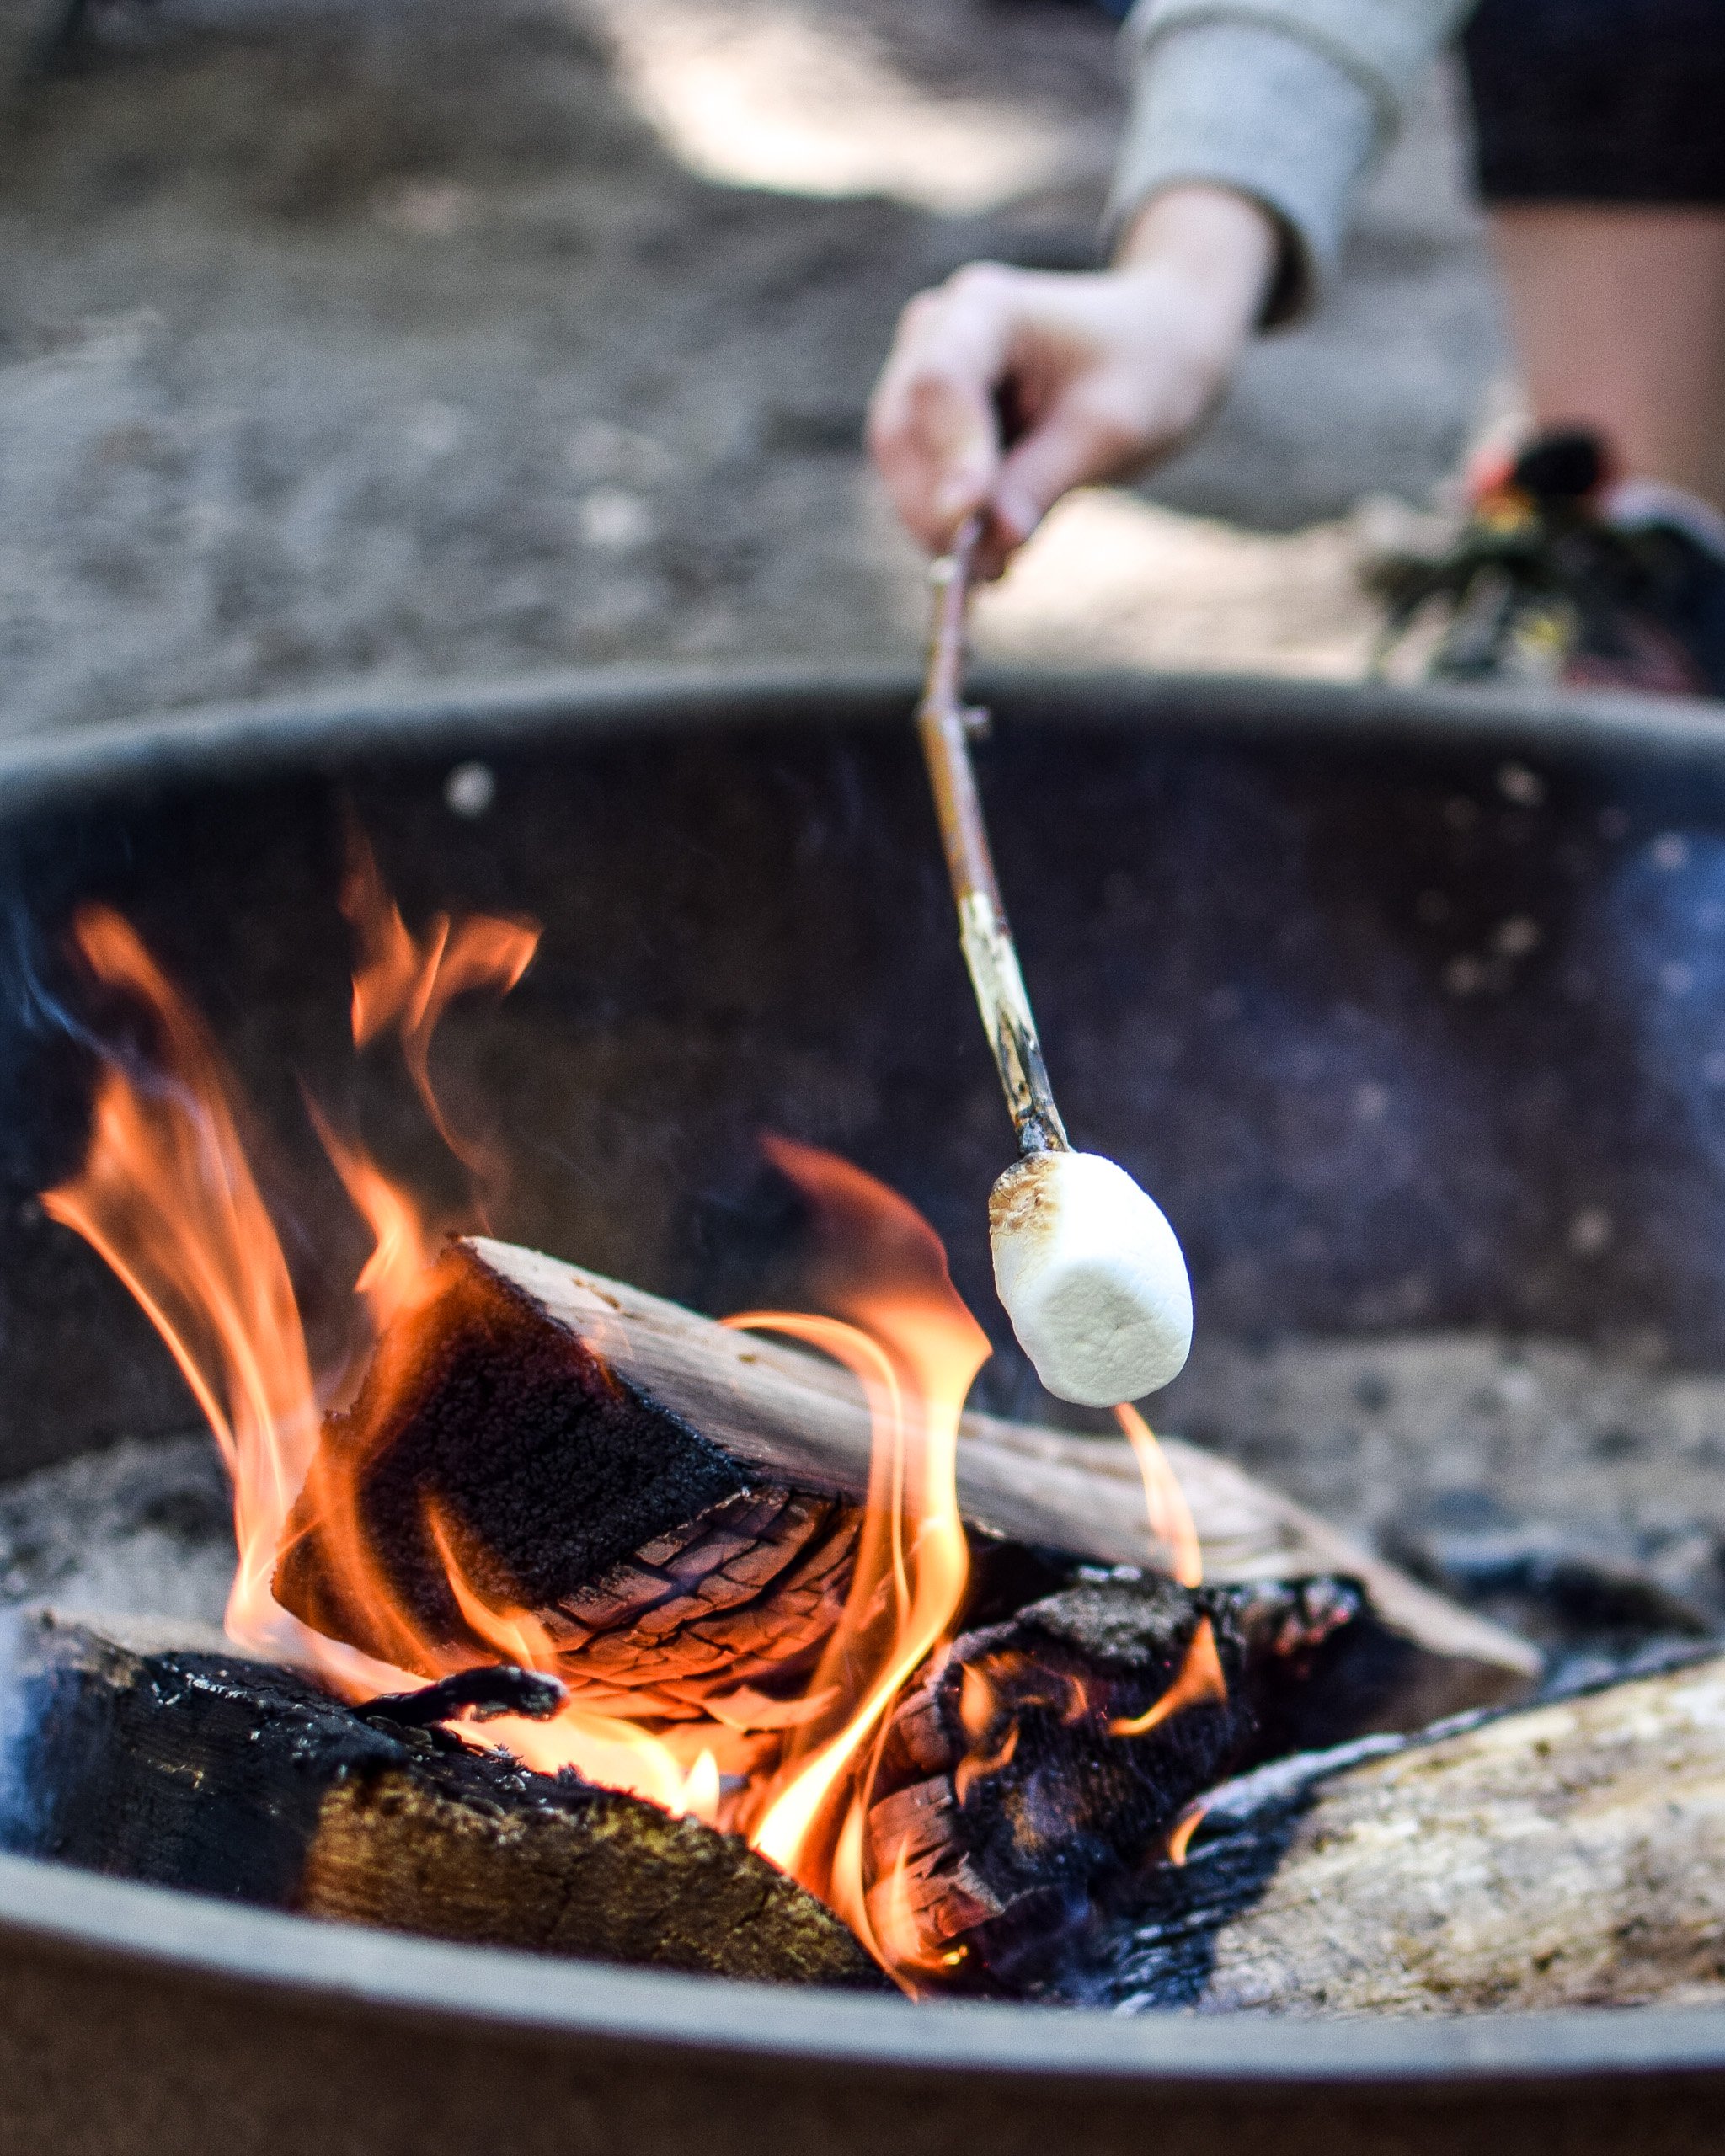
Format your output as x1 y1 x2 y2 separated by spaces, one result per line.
3 1609 885 1991
916 521 1193 1411
917 519 1066 1158
1082 1651 1725 2016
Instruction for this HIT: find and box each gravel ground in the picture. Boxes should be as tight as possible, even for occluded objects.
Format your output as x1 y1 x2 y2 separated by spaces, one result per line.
0 0 1507 734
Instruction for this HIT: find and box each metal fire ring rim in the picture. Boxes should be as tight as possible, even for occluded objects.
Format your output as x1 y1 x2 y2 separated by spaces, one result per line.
5 661 1725 2093
7 1851 1725 2091
1 659 1723 819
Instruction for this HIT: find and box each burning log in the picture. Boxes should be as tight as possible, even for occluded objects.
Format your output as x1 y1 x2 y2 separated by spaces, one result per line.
860 1572 1402 1991
1 1610 886 1990
25 868 1532 1991
262 1235 1541 1990
1072 1651 1725 2016
274 1235 1536 1730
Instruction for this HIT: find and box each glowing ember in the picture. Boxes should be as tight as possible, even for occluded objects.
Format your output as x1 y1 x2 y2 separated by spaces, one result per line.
1106 1617 1228 1737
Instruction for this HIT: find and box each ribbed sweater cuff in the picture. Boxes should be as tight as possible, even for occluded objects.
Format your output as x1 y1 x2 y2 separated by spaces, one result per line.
1106 19 1383 325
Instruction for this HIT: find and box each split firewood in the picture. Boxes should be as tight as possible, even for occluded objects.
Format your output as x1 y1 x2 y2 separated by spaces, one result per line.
274 1236 1536 1732
1 1610 885 1991
863 1570 1398 1990
1067 1651 1725 2016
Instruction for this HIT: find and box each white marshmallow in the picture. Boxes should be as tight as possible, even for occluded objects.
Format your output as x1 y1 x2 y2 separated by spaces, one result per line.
989 1150 1192 1407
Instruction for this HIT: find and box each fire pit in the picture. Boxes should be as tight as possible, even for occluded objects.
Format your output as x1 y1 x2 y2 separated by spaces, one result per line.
3 663 1725 2151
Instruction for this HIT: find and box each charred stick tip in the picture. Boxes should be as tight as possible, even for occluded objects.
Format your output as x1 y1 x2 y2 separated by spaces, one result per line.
366 1665 569 1729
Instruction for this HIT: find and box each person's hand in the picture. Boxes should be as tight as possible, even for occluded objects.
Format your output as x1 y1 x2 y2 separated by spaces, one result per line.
868 184 1279 577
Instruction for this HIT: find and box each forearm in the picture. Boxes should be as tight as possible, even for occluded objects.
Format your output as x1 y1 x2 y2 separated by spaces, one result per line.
1109 0 1474 322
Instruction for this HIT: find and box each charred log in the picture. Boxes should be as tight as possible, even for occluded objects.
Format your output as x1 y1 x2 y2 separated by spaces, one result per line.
862 1572 1418 1991
0 1611 885 1991
273 1241 859 1719
1064 1650 1725 2015
274 1237 1535 1727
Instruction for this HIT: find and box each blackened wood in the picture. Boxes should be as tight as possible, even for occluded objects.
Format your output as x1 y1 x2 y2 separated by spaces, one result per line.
1 1611 885 1990
862 1573 1413 1991
365 1664 567 1726
274 1238 1536 1725
273 1244 858 1719
1071 1651 1725 2015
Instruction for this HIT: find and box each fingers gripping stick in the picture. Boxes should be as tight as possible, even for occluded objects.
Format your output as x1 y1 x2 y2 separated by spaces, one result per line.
916 522 1192 1406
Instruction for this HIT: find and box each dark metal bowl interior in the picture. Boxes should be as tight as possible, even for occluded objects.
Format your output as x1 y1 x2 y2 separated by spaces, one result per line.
5 664 1725 2153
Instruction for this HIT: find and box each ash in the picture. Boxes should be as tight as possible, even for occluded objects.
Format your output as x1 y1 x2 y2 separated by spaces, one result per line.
0 1435 235 1630
1163 1329 1725 1690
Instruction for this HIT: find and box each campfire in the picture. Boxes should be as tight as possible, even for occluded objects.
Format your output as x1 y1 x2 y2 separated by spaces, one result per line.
13 819 1725 2017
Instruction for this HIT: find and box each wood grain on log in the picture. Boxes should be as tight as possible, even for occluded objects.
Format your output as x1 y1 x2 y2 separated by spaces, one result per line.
275 1238 1536 1728
0 1610 884 1990
1080 1652 1725 2016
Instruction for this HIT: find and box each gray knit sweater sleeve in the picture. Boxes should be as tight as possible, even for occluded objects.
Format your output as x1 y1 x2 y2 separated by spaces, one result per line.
1108 0 1474 323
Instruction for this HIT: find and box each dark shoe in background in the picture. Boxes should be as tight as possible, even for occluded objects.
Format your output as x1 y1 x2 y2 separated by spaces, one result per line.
1368 430 1725 700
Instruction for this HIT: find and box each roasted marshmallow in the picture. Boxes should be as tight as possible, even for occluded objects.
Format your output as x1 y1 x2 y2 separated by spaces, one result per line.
989 1150 1192 1407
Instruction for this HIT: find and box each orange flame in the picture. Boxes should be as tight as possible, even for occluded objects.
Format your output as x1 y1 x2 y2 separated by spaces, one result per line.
340 825 538 1180
40 869 1219 1991
423 1498 727 1819
37 889 1001 1968
953 1716 1018 1807
1117 1401 1204 1589
303 1100 441 1336
39 908 394 1688
1106 1401 1228 1738
940 1405 1226 1849
958 1658 994 1738
39 885 739 1833
1107 1616 1228 1737
722 1136 991 1977
1165 1800 1207 1866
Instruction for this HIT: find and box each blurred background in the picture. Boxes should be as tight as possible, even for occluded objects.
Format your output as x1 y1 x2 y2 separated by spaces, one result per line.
0 0 1509 734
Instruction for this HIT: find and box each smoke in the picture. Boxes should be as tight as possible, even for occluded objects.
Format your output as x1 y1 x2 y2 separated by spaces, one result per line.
0 1608 42 1856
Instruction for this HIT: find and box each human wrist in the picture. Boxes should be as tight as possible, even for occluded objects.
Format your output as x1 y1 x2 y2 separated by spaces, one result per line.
1113 183 1281 344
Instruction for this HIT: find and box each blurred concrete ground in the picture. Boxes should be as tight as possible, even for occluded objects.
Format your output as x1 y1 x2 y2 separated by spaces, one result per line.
0 0 1509 733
